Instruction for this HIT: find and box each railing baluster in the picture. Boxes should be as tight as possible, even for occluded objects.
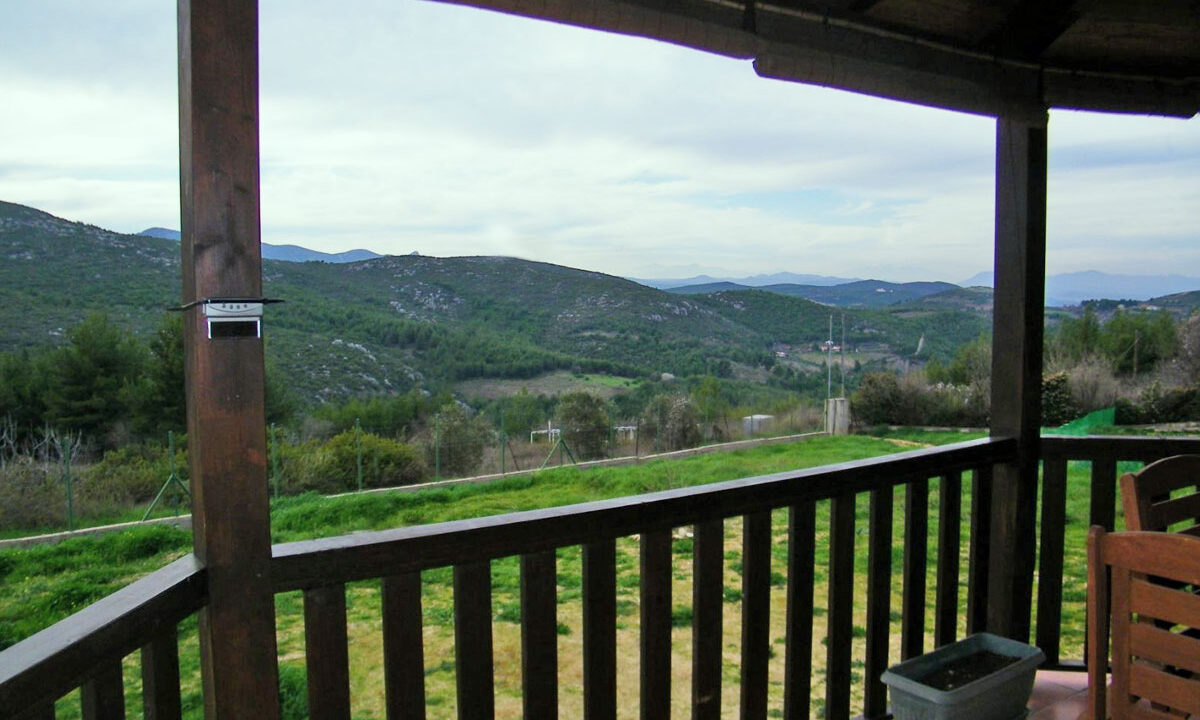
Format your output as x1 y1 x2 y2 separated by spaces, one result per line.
81 659 124 720
304 583 351 720
902 479 929 659
967 465 993 634
583 540 616 720
141 628 181 720
521 551 558 720
454 562 494 720
935 472 962 648
864 487 894 719
784 501 815 720
825 494 855 720
640 530 672 720
1036 457 1068 665
1090 457 1117 531
383 573 426 720
740 512 771 720
693 519 724 720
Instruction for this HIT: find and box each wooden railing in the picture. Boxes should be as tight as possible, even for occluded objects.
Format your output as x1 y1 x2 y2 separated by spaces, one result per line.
0 555 205 719
1034 435 1200 669
9 434 1193 719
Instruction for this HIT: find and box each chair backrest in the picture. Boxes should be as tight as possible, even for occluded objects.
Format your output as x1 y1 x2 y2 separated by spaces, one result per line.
1119 454 1200 535
1087 527 1200 719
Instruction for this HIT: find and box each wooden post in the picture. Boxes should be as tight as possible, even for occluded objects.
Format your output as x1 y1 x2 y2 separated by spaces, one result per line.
178 0 280 717
987 113 1047 641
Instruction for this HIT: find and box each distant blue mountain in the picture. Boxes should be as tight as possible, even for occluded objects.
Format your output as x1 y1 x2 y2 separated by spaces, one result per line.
961 270 1200 306
139 228 382 264
635 271 858 290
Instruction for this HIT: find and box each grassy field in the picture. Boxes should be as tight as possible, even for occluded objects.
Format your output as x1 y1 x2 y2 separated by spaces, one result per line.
454 371 642 400
0 431 1120 719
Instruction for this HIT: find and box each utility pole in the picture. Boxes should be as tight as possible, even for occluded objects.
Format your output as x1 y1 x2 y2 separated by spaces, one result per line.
826 315 833 400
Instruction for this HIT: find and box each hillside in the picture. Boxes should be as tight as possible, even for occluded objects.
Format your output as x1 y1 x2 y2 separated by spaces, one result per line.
1 200 989 402
668 278 959 308
138 227 382 264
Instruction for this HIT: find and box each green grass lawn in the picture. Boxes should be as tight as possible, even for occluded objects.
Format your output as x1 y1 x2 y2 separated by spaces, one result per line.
0 432 1116 719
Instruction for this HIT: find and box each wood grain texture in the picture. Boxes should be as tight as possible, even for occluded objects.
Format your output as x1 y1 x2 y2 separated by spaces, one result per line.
967 466 992 635
783 502 815 720
303 584 350 720
178 0 279 716
521 552 558 720
1036 457 1068 664
901 479 928 660
382 573 426 720
825 495 855 720
0 556 204 713
639 530 672 720
81 660 124 720
140 629 181 720
863 487 894 718
692 520 723 720
583 540 616 720
987 115 1046 642
934 472 962 648
453 563 494 720
739 512 771 720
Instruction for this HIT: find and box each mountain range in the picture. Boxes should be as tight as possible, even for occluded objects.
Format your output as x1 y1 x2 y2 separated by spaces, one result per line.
0 200 994 402
651 270 1200 309
139 227 382 264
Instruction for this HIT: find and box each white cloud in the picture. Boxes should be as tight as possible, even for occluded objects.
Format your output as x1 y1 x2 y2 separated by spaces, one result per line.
1 0 1197 283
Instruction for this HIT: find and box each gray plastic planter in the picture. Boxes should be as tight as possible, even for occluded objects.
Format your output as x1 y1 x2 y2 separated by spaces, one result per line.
881 632 1045 720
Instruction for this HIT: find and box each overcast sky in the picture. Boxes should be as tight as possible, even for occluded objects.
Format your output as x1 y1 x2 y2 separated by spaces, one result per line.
2 1 1198 283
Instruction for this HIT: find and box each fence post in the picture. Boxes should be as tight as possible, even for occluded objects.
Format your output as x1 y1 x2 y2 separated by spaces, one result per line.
269 424 279 499
355 417 363 492
63 444 74 532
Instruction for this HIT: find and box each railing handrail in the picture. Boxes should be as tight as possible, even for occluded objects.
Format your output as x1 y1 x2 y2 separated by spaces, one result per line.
1041 434 1200 459
271 436 1018 591
0 554 206 713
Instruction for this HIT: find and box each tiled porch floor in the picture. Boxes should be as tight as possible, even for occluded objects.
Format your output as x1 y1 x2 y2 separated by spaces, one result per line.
1028 669 1090 720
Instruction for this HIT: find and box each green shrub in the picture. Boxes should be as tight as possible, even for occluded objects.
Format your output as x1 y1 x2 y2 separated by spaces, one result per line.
641 394 702 451
278 431 427 494
83 442 188 504
554 392 609 460
428 404 493 477
852 371 987 427
1115 382 1200 425
0 458 66 530
1042 372 1079 427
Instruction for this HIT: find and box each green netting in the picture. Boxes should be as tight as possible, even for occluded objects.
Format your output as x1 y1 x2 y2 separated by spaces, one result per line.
1042 407 1115 436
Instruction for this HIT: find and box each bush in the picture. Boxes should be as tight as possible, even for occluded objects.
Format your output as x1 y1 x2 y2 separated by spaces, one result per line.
0 458 68 530
1114 382 1200 425
428 404 493 478
1041 372 1078 427
554 393 610 460
277 431 427 494
851 372 987 427
83 442 188 504
641 395 702 451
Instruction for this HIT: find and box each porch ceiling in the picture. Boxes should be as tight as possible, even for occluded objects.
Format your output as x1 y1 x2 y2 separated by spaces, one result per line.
435 0 1200 119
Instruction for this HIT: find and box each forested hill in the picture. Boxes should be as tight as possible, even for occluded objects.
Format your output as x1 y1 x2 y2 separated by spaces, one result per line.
1 200 986 402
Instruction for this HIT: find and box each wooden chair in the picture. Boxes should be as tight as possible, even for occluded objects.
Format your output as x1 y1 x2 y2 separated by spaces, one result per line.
1120 455 1200 535
1087 527 1200 719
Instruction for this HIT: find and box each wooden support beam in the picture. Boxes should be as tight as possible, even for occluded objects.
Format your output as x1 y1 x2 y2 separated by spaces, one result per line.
986 114 1047 642
981 0 1080 60
177 1 280 717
